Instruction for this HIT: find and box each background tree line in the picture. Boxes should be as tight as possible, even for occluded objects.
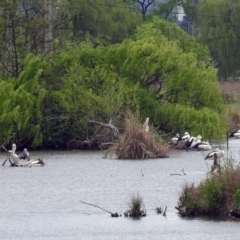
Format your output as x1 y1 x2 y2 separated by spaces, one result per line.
0 0 230 149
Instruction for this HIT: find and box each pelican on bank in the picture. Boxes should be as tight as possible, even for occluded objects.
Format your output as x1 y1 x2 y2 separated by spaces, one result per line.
9 143 20 166
178 132 190 143
229 130 240 139
192 141 212 151
18 148 30 161
169 133 180 146
204 148 224 160
186 135 202 151
7 144 45 167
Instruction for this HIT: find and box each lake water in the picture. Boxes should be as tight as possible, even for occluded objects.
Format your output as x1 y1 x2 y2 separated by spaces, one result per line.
0 139 240 240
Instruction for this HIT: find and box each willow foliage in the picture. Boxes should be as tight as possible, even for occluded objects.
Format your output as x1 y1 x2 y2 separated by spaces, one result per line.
197 0 240 78
0 16 227 147
103 17 225 138
0 54 46 146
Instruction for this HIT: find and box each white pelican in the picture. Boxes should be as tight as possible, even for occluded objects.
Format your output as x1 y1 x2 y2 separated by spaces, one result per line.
178 132 190 143
143 117 149 133
169 133 180 145
18 148 30 161
186 135 202 150
193 141 212 151
204 148 224 160
27 159 45 167
9 144 20 166
229 130 240 139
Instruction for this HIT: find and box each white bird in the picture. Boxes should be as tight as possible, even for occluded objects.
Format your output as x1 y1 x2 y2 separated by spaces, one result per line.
204 148 224 160
28 159 45 167
193 141 212 151
169 133 180 145
229 130 240 139
18 148 30 161
9 143 20 166
186 135 202 150
143 117 149 133
178 132 190 143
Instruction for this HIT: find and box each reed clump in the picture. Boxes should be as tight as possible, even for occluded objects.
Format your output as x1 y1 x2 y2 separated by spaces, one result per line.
176 157 240 218
125 193 146 218
109 114 169 159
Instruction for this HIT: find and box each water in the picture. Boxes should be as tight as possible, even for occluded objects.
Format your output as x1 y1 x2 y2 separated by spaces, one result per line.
0 139 240 240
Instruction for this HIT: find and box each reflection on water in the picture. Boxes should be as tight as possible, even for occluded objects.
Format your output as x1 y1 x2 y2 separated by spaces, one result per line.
0 139 240 239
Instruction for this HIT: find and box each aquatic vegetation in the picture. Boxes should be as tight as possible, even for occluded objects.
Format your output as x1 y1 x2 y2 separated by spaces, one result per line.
176 157 240 218
125 193 146 218
109 113 169 159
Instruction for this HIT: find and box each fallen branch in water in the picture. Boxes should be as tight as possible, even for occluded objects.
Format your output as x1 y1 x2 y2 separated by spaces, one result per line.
79 200 113 214
79 200 122 217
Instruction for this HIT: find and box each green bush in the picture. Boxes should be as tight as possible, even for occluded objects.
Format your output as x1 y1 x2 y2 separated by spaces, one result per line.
176 158 240 217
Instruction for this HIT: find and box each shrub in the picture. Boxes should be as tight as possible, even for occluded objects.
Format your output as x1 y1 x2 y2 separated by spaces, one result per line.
176 157 240 217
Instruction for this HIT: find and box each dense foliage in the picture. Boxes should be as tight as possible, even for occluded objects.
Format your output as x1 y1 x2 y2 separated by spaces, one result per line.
176 158 240 217
195 0 240 79
0 9 226 148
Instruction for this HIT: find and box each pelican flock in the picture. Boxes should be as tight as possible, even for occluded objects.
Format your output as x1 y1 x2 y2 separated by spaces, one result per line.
3 127 238 170
7 143 45 167
168 130 228 174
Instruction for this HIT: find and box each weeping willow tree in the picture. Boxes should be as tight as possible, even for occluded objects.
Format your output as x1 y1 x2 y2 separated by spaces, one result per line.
52 46 141 138
196 0 240 79
0 54 46 147
0 16 227 148
103 17 226 139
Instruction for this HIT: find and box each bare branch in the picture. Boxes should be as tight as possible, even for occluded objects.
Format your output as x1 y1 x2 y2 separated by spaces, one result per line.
89 119 120 138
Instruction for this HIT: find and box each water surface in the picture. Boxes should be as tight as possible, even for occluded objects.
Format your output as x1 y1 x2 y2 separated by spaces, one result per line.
0 139 240 240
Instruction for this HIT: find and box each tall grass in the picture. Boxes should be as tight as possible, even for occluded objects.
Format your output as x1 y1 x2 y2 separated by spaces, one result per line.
176 157 240 217
127 193 146 217
109 113 169 159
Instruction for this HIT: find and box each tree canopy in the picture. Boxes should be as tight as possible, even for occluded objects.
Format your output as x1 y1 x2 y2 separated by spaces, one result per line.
196 0 240 79
0 16 226 148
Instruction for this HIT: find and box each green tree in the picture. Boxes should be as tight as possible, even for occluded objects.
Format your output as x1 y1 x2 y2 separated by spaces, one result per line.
196 0 240 79
0 54 46 147
103 17 225 138
0 0 67 79
61 0 142 44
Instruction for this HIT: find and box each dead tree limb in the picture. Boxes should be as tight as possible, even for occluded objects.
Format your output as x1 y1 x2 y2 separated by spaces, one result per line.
0 133 15 150
79 200 113 214
89 119 120 138
1 133 16 166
